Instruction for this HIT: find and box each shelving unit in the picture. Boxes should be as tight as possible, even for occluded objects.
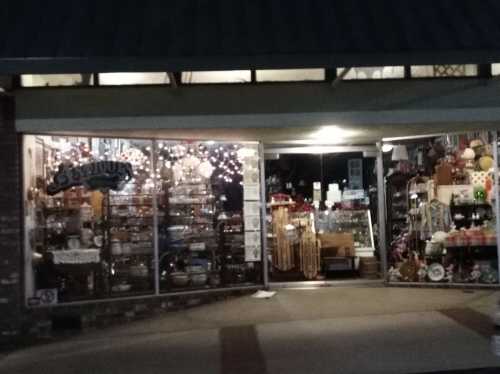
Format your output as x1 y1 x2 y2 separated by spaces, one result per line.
105 192 155 294
386 172 410 245
158 177 217 290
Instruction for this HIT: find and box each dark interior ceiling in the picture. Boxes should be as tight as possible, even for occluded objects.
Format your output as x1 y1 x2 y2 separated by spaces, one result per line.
2 0 500 73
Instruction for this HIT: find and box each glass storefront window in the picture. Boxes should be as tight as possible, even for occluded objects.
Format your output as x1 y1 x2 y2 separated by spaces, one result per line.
492 64 500 76
337 66 404 80
256 69 325 82
181 71 251 84
98 73 170 85
23 135 262 305
21 74 93 87
154 141 262 292
383 131 498 284
411 65 478 78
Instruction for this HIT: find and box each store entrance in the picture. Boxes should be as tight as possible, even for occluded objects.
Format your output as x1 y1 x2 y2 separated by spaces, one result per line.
264 147 380 283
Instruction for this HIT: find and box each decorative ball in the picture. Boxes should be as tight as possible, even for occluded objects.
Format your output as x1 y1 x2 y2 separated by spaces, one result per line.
479 156 494 171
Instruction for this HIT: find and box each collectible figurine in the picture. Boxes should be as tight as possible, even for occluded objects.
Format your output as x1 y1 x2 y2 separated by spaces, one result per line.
417 263 428 282
469 264 481 283
445 264 455 283
388 266 402 282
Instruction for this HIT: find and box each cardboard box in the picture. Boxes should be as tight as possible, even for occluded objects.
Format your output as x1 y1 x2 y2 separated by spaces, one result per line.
318 233 355 257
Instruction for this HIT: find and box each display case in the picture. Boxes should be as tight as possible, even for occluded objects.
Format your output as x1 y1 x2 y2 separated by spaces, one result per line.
329 209 375 257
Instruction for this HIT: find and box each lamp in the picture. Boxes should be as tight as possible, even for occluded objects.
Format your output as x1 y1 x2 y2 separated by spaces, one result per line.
462 148 475 169
391 145 409 161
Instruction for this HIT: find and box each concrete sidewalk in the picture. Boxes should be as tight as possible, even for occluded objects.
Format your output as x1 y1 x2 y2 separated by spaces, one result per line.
1 287 500 374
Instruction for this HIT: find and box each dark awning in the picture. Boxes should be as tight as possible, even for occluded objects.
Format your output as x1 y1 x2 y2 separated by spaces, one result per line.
2 0 500 74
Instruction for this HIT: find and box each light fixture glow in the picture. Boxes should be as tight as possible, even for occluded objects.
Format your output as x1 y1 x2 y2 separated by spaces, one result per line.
382 144 394 153
310 126 357 140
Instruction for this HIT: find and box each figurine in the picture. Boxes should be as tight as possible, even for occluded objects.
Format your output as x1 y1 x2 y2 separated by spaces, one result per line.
388 266 402 282
469 264 481 283
417 263 428 282
445 264 455 283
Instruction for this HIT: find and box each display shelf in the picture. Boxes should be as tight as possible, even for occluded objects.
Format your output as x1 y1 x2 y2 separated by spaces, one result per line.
108 215 154 219
168 202 215 206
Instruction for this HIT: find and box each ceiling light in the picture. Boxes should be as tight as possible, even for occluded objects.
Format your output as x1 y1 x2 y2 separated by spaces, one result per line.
307 126 358 145
382 144 394 153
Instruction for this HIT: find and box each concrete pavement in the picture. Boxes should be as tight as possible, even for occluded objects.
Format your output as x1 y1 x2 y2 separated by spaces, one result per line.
1 286 500 373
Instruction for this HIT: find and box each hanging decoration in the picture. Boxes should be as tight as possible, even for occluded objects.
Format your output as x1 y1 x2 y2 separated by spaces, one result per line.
156 141 244 184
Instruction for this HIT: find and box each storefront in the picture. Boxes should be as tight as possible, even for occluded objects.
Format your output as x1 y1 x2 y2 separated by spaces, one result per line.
23 134 264 305
3 0 500 344
21 127 500 303
381 131 500 286
0 80 498 344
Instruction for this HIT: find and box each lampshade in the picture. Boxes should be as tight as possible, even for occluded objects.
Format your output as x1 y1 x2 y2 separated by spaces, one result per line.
391 145 409 161
461 148 475 161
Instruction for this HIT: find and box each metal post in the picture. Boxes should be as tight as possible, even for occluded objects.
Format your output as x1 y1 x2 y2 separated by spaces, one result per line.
492 132 500 284
376 142 388 278
152 140 160 295
258 142 269 289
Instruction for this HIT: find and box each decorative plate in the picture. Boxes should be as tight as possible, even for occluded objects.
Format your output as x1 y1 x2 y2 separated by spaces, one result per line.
427 263 445 282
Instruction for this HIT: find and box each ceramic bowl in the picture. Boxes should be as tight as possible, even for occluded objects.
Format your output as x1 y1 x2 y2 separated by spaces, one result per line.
170 272 190 287
190 272 208 286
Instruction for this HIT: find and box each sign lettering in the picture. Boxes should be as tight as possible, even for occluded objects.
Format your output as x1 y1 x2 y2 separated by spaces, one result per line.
47 161 133 195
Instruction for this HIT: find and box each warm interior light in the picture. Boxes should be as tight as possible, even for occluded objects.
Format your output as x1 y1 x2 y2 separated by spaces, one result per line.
382 144 394 153
306 126 358 145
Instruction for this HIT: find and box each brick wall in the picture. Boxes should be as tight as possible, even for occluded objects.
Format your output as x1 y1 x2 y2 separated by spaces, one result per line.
0 95 23 344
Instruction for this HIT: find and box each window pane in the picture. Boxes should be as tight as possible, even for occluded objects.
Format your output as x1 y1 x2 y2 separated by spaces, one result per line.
21 74 93 87
182 71 251 84
337 66 404 80
492 64 500 76
99 72 169 85
256 69 325 82
411 65 478 78
154 141 262 292
24 135 155 304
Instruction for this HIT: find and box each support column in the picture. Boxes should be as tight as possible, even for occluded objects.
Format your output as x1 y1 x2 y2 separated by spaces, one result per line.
0 95 24 344
492 132 500 284
376 142 388 279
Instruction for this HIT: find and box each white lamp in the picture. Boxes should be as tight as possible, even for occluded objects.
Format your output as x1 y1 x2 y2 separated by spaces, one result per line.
391 145 409 161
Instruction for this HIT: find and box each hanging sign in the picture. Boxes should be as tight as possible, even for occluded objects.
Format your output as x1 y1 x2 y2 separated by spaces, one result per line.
47 161 133 195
